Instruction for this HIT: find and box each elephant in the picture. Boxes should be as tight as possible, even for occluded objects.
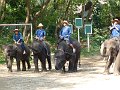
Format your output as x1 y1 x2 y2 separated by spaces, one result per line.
100 37 120 75
29 39 52 72
54 38 81 72
3 44 31 72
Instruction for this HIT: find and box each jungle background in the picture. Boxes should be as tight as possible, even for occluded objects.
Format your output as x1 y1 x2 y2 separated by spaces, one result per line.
0 0 120 63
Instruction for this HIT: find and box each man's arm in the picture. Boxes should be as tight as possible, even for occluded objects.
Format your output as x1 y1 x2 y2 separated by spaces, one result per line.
67 27 71 37
114 25 119 30
35 30 39 39
43 30 46 40
59 29 64 39
13 35 17 44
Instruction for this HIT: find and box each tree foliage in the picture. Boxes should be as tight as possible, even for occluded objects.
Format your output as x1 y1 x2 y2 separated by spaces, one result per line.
0 0 120 46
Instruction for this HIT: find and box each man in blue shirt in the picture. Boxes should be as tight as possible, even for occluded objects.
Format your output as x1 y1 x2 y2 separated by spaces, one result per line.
35 23 49 55
59 20 76 53
13 29 26 54
110 18 120 38
35 23 46 41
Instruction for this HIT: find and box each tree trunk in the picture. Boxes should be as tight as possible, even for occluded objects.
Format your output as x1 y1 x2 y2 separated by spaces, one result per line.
55 19 63 40
32 0 50 30
0 0 6 21
23 0 30 43
65 0 72 19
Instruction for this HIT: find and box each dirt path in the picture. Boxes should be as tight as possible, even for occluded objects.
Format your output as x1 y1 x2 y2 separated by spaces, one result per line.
0 56 120 90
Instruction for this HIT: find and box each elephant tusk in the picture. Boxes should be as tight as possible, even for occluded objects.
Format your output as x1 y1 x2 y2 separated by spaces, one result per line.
103 57 106 61
107 55 111 61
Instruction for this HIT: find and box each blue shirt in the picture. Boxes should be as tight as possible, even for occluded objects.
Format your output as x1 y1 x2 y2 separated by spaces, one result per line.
111 24 120 37
35 29 46 39
13 32 23 42
60 26 71 38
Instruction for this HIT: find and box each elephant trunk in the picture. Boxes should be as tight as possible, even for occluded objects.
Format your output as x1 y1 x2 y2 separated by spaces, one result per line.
7 57 11 68
7 56 13 72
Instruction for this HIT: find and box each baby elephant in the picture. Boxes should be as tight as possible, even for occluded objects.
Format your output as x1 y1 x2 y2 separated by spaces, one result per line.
3 44 31 72
100 37 120 75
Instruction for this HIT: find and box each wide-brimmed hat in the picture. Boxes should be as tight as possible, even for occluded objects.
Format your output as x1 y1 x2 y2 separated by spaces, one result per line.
13 29 19 32
37 23 43 27
112 18 120 23
63 20 69 25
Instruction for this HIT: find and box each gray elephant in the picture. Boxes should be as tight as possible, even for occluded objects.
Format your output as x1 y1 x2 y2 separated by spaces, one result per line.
3 44 31 72
54 39 81 72
100 37 120 75
29 39 52 72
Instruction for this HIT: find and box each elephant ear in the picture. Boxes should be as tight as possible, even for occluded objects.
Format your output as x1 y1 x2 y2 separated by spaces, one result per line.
1 45 8 56
100 42 107 56
1 45 7 51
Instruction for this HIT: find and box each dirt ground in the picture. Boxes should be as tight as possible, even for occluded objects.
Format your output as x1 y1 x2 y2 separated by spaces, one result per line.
0 55 120 90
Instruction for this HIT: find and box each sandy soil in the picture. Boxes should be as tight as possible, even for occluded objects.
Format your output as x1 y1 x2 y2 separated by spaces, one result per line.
0 56 120 90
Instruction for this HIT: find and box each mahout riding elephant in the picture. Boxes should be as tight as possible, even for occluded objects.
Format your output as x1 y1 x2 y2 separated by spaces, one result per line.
29 39 52 72
3 44 31 72
100 37 120 75
54 38 80 72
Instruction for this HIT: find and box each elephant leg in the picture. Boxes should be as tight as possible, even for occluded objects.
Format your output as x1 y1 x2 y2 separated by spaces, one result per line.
26 57 31 69
73 58 78 72
22 60 26 71
5 56 9 68
40 55 47 71
68 54 76 72
114 52 120 75
59 66 65 74
68 59 74 72
47 55 52 70
34 55 39 72
8 58 13 72
63 66 65 72
104 56 114 74
16 59 21 71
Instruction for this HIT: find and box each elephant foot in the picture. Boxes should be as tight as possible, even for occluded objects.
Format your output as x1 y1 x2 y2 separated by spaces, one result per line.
48 69 51 71
56 69 65 74
103 71 110 75
28 65 31 70
34 69 39 73
41 69 47 72
8 69 12 72
17 69 21 72
68 70 73 73
61 70 66 74
22 68 26 71
58 70 65 74
73 69 77 72
114 72 120 76
48 67 52 70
